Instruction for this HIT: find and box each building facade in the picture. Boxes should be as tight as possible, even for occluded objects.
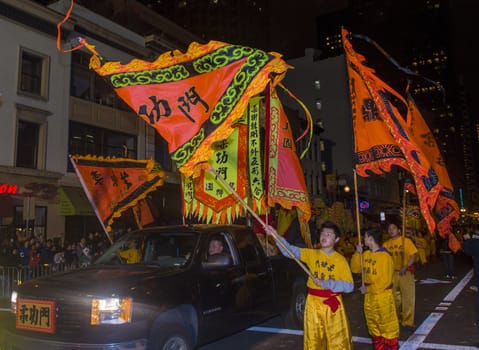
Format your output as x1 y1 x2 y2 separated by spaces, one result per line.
0 0 197 242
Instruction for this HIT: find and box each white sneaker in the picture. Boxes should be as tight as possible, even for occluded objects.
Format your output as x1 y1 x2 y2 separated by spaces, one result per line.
470 285 478 292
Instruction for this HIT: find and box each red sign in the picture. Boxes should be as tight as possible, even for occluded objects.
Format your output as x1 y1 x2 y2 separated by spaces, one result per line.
0 183 18 195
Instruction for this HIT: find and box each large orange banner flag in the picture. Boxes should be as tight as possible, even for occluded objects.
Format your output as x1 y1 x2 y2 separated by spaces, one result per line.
343 28 460 250
70 156 166 232
83 40 290 177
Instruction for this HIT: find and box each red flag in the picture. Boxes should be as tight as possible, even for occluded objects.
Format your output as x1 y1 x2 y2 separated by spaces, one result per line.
82 40 290 178
70 156 166 232
266 85 312 247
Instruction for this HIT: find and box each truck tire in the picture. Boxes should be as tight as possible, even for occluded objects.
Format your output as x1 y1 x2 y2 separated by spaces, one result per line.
149 323 193 350
282 281 306 330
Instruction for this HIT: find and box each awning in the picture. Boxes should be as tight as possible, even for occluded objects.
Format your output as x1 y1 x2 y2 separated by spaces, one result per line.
59 187 94 216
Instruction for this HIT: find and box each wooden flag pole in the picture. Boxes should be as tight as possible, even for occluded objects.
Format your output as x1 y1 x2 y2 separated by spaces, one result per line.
207 166 314 280
401 188 408 268
353 169 365 286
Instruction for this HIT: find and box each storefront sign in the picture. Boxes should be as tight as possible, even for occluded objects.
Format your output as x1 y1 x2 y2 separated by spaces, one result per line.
0 183 18 195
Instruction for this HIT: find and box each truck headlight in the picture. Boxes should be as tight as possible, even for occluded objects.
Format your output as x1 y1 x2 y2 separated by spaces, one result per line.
91 297 132 325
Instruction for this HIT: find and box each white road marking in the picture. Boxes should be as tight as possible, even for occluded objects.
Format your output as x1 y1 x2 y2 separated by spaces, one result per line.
352 336 372 344
248 325 478 349
247 326 303 336
444 270 473 302
434 307 448 311
419 278 452 284
247 269 475 350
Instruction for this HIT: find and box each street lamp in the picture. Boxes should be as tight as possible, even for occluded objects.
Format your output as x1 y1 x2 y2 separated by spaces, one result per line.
337 175 352 208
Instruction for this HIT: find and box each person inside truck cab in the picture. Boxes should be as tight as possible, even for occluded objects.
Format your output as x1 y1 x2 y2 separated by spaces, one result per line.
206 235 232 264
118 239 141 264
208 236 225 256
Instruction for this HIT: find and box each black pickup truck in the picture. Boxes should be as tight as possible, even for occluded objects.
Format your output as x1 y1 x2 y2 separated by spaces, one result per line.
1 224 307 350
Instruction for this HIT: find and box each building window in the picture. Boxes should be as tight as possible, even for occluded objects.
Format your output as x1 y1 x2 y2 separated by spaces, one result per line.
15 105 49 170
70 51 130 111
18 48 49 99
154 132 173 171
16 120 39 169
68 121 137 171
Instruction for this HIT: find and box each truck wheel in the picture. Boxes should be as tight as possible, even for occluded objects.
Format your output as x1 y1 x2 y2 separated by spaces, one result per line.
150 323 193 350
282 281 306 330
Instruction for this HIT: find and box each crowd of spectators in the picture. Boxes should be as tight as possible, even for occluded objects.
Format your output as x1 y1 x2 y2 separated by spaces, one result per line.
0 229 127 271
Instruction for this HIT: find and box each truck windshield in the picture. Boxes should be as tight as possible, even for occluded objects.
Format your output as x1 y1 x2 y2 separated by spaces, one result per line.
95 230 198 267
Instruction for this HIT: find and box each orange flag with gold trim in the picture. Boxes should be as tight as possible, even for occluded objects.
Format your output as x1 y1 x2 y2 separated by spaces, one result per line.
343 28 460 251
406 98 460 250
82 40 290 178
70 156 166 232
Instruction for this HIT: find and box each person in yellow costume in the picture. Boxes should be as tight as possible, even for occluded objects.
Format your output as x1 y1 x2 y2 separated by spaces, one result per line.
338 232 356 263
413 230 428 266
118 239 141 264
383 222 418 330
266 221 354 349
351 229 399 349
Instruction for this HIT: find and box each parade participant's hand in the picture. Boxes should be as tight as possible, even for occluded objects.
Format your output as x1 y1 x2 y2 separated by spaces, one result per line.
313 277 323 288
359 284 367 294
356 242 363 254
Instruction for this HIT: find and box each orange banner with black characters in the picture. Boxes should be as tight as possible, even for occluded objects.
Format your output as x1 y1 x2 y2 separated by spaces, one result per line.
83 40 290 178
70 156 166 232
406 99 459 249
343 28 460 251
346 47 409 177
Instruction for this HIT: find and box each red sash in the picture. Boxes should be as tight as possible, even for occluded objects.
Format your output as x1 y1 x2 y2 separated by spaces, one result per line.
308 288 341 312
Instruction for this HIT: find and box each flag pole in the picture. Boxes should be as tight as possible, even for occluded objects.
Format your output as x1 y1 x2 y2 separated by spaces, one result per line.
353 169 365 287
207 166 315 280
401 187 408 268
69 155 113 245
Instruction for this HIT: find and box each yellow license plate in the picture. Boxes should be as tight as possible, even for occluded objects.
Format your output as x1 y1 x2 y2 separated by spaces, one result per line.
16 298 56 334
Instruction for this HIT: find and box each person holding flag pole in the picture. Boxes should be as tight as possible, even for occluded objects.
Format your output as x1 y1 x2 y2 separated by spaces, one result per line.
353 169 365 287
351 228 399 349
267 220 354 350
209 167 354 350
383 189 418 331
